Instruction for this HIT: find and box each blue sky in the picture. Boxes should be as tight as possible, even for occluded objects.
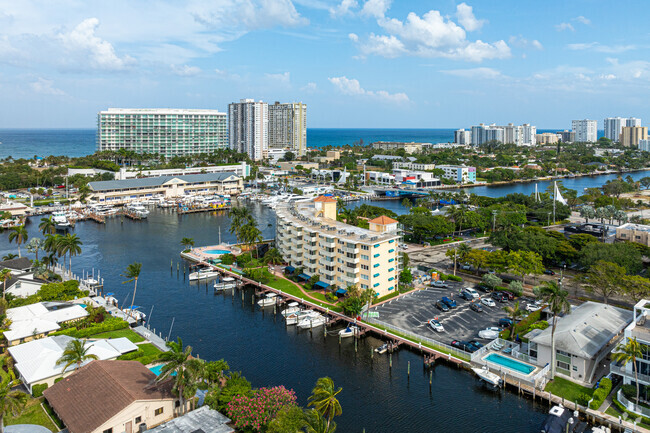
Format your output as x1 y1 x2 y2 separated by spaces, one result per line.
0 0 648 129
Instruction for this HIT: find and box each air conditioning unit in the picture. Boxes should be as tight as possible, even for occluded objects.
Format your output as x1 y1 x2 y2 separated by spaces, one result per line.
138 423 148 433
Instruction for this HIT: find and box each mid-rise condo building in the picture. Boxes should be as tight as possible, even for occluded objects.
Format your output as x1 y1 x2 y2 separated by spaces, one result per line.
268 102 307 156
97 108 227 158
275 197 401 298
371 142 430 153
620 126 648 147
572 119 598 142
604 117 643 142
228 99 269 161
437 165 476 184
454 129 471 145
470 123 536 146
639 139 650 152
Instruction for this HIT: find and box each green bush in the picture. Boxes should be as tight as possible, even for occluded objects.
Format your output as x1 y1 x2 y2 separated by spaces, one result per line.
528 321 549 331
589 387 609 410
220 254 235 265
54 377 63 384
32 383 48 397
622 384 636 399
577 392 591 406
52 317 128 338
599 377 612 394
439 273 462 282
325 293 337 302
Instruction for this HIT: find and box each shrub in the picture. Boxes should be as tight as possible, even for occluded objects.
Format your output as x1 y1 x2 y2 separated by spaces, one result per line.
325 293 337 302
226 386 297 432
482 274 502 290
508 281 524 296
599 377 612 394
622 384 636 399
52 317 128 338
576 392 591 406
54 377 63 384
589 387 608 409
236 253 253 267
220 254 235 265
528 321 549 331
446 275 463 282
32 383 48 397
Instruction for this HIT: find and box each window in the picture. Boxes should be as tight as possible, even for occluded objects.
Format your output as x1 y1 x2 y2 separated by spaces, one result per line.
361 274 369 280
388 249 395 253
388 286 394 291
135 417 142 424
155 407 164 416
361 284 368 289
361 245 369 251
373 283 379 288
572 365 578 372
388 258 394 263
361 254 369 260
103 429 113 433
361 264 369 270
374 254 380 258
388 277 394 281
388 268 394 272
374 244 380 248
373 263 380 268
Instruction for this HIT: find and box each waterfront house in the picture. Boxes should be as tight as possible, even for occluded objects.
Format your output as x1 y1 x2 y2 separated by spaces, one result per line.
526 301 630 386
275 195 401 298
87 172 243 204
44 360 180 433
143 406 234 433
0 257 34 273
5 302 89 346
8 335 137 394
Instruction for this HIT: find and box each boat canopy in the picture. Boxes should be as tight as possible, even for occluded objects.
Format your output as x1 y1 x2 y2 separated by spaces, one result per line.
314 281 330 290
105 292 115 296
284 266 296 274
288 301 299 307
222 277 235 282
266 293 278 298
336 288 347 296
297 273 311 281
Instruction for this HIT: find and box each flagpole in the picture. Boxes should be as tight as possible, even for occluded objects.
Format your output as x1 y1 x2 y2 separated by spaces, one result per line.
553 181 556 225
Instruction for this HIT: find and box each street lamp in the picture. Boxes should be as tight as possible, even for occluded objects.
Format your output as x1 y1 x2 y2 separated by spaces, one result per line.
547 212 551 227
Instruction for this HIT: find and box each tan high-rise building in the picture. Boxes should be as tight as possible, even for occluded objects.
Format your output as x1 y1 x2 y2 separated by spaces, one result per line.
268 102 307 156
620 126 648 147
275 196 401 297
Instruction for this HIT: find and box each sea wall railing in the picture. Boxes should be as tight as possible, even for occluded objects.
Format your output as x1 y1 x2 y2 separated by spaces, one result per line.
617 389 650 418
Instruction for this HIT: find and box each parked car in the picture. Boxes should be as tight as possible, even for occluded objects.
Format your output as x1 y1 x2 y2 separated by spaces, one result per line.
459 291 472 301
461 263 472 271
467 340 484 351
481 297 496 307
526 303 541 312
429 319 444 333
451 340 475 352
475 284 491 293
543 269 556 275
432 280 447 288
470 302 483 313
436 300 450 312
498 291 515 301
498 318 514 328
441 296 457 309
491 292 508 303
462 287 480 299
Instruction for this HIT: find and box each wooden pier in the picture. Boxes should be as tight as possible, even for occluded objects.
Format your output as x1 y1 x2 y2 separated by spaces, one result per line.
177 206 231 215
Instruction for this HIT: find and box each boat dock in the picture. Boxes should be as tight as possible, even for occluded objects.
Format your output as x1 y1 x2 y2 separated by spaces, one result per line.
177 205 231 215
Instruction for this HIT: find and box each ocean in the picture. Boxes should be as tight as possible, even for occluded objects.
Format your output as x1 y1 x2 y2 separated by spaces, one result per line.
0 128 570 160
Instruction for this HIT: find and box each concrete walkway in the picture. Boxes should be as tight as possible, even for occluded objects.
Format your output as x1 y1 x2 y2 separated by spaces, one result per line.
133 325 170 352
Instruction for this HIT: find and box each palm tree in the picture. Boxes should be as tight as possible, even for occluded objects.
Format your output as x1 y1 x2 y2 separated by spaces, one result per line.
78 184 91 202
304 409 336 433
56 339 98 371
263 248 284 265
180 237 195 250
457 243 471 261
26 238 43 261
1 254 17 261
612 337 643 408
122 262 142 313
503 301 524 340
0 269 11 299
307 377 342 431
240 221 263 258
0 377 28 433
8 225 28 258
228 207 253 244
38 216 56 235
61 234 82 277
536 281 571 377
156 338 195 415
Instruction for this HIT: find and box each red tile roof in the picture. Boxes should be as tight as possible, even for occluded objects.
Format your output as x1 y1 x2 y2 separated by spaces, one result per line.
369 215 398 225
43 360 175 433
314 196 337 203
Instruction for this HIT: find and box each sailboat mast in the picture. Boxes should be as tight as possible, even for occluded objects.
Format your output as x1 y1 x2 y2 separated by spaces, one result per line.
552 181 556 224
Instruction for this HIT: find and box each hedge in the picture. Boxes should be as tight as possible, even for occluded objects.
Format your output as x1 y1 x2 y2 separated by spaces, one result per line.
54 377 63 384
588 378 612 410
439 273 462 282
611 397 650 426
52 318 129 338
32 383 48 397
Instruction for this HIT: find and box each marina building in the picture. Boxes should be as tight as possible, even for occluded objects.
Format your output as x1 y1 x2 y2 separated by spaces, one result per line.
228 99 268 161
392 162 436 171
371 141 430 153
114 161 250 180
526 301 629 386
97 108 227 158
571 119 598 142
616 223 650 246
620 126 648 147
87 172 243 204
392 169 440 187
365 170 395 185
268 102 307 156
275 196 401 298
436 165 476 184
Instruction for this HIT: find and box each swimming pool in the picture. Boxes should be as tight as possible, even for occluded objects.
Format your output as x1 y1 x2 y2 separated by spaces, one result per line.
148 365 176 376
484 353 536 375
205 249 231 255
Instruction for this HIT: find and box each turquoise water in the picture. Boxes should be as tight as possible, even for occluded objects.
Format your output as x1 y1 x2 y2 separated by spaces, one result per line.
485 353 535 375
205 249 231 255
149 365 163 375
79 304 87 308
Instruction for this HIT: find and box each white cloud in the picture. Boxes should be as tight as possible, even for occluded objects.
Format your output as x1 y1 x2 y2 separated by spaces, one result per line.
265 71 291 83
567 42 636 54
574 16 591 25
509 36 543 51
191 0 308 31
348 33 359 42
555 22 574 32
58 18 135 71
456 2 485 32
329 0 358 18
328 76 409 103
30 77 65 96
171 64 202 76
301 82 318 91
360 0 391 19
352 7 510 62
441 67 504 79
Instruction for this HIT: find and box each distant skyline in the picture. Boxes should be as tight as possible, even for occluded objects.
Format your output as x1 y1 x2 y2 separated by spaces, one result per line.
0 0 648 129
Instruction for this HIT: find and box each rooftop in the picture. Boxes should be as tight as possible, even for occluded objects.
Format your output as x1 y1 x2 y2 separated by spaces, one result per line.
369 215 398 225
44 360 174 433
314 195 337 203
617 223 650 233
144 406 233 433
0 257 33 271
5 302 89 342
88 172 239 192
529 301 630 359
100 108 225 115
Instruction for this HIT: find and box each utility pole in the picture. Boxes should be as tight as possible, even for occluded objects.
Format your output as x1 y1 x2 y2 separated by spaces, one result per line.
492 210 497 232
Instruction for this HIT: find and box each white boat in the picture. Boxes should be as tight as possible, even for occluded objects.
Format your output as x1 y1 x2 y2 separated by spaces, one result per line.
281 302 301 317
52 212 71 230
338 325 359 338
213 277 237 291
285 310 316 325
257 293 278 307
297 313 326 329
375 342 389 354
189 268 221 281
125 202 150 218
158 200 175 208
472 366 502 387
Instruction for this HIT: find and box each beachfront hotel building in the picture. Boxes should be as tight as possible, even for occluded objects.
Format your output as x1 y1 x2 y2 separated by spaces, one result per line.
228 99 269 161
275 196 401 298
97 108 227 158
269 102 307 156
572 119 598 142
371 141 431 153
87 172 243 203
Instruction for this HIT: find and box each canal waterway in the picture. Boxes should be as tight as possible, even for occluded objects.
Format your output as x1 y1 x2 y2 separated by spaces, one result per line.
0 204 550 432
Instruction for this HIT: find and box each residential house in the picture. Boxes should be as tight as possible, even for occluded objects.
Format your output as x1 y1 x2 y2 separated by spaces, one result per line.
144 406 234 433
5 302 89 346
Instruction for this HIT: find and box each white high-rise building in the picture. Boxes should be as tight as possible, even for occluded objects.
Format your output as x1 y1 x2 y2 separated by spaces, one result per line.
454 129 471 145
268 102 307 156
97 108 227 158
572 119 598 142
639 139 650 152
228 99 269 161
471 124 487 145
627 117 642 127
604 117 642 141
522 124 536 146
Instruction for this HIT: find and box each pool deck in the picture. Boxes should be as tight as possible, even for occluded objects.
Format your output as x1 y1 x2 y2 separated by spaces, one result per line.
481 351 538 377
190 245 242 261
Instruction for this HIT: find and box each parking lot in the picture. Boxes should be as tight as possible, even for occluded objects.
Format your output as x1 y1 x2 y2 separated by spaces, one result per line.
369 282 520 346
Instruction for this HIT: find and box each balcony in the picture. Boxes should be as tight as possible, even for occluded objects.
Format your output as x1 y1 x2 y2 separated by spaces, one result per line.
611 362 650 385
629 326 650 345
320 241 335 248
322 268 336 277
320 249 336 257
319 258 334 267
341 275 360 285
341 246 359 255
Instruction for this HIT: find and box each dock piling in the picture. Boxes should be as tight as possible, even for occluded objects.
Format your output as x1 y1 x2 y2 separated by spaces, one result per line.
389 353 392 369
408 361 410 379
354 337 357 353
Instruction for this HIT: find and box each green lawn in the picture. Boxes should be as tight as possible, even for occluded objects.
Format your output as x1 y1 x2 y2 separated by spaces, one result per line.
117 343 163 365
373 288 414 305
544 377 594 402
90 328 145 343
263 271 343 312
607 401 650 429
5 397 58 432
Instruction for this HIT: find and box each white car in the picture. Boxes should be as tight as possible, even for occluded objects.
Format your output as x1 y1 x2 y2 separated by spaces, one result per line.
526 302 542 312
463 287 480 299
478 327 501 340
429 319 444 333
432 280 447 288
481 297 496 307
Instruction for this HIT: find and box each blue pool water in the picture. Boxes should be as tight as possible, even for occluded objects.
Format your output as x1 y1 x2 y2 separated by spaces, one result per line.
484 353 536 375
149 365 163 375
79 304 87 308
205 249 231 255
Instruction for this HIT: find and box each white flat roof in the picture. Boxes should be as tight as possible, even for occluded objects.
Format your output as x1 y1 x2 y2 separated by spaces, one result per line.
100 108 225 115
5 303 89 342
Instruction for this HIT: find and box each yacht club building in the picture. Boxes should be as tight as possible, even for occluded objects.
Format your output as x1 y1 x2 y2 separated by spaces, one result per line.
275 196 401 297
88 172 243 203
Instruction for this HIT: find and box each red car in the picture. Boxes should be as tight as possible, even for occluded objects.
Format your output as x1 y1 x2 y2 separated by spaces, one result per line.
498 291 514 301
